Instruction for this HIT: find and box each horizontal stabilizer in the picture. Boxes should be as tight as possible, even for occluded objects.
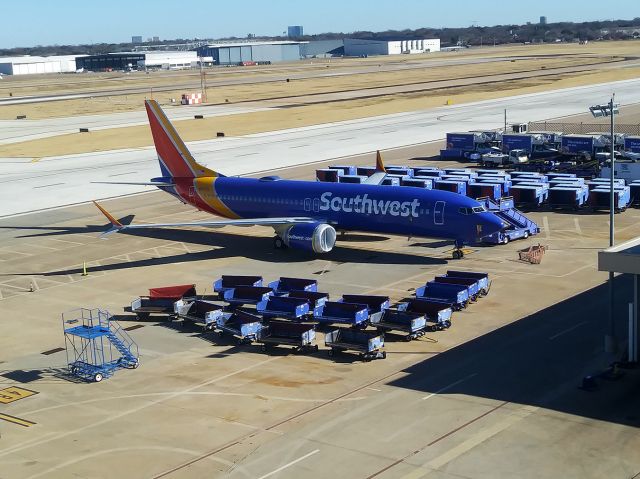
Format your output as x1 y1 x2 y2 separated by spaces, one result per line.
91 181 175 187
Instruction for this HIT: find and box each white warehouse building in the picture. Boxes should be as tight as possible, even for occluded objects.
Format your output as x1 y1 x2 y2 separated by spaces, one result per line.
344 38 440 56
0 55 85 75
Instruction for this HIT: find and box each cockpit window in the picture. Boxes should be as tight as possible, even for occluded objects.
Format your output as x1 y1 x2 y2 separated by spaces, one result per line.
472 206 486 213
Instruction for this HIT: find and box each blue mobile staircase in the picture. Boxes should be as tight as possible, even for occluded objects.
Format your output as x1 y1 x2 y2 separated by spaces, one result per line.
479 197 540 244
63 308 139 382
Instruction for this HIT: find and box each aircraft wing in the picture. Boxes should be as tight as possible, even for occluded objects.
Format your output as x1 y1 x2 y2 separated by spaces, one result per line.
94 201 316 237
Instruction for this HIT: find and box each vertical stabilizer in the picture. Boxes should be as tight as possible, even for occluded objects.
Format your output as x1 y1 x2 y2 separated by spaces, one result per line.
145 100 220 178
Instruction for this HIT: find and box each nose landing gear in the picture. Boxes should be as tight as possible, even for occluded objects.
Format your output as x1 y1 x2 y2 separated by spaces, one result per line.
452 240 465 260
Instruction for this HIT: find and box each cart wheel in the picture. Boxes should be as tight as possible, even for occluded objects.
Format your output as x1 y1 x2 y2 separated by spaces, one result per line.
404 336 412 342
70 366 77 375
444 320 452 329
363 355 372 362
261 344 267 352
94 373 103 382
382 351 387 359
314 344 319 352
218 331 225 337
328 348 334 357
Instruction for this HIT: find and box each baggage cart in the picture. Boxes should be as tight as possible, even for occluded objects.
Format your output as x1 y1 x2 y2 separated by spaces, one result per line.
370 309 427 340
433 276 480 301
287 290 330 310
314 301 369 327
257 296 312 320
325 329 385 361
397 299 452 330
329 165 356 176
221 286 274 307
215 310 263 343
213 275 263 294
173 299 224 330
257 321 318 353
316 169 341 182
339 294 390 323
445 270 491 296
268 277 317 295
415 282 469 310
128 284 197 320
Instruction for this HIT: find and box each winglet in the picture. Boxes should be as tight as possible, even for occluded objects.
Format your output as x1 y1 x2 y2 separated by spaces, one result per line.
93 200 123 233
375 150 387 173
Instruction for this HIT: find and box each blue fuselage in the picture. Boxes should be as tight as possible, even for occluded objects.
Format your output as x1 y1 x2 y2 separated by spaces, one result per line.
192 177 505 244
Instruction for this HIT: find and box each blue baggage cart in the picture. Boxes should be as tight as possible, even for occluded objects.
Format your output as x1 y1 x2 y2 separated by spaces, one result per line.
314 301 369 326
434 276 480 301
415 282 469 310
213 275 263 294
257 296 312 320
340 294 390 322
397 298 453 330
221 286 273 307
445 270 490 296
268 277 317 295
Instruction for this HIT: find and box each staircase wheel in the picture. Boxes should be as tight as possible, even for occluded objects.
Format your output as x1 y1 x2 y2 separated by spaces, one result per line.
503 236 510 244
131 360 139 369
94 373 103 382
523 231 529 239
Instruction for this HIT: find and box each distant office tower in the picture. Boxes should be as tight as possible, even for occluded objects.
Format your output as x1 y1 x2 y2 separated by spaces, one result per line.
132 36 143 44
288 26 303 37
153 36 160 42
540 16 547 25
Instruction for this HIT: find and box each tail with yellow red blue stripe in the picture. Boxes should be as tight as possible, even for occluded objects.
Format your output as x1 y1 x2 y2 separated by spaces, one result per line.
145 100 221 179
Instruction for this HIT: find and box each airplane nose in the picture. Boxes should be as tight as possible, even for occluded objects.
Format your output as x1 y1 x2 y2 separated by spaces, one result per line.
483 212 505 235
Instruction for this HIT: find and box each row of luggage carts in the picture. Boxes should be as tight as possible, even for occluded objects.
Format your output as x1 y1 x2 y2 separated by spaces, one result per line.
124 271 489 362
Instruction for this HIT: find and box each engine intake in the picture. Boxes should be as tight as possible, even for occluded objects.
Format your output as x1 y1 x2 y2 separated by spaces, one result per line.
281 223 336 253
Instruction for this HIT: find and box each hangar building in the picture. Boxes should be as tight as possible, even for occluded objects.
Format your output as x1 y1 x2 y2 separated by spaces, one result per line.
344 38 441 56
75 51 198 71
0 55 84 75
196 41 304 65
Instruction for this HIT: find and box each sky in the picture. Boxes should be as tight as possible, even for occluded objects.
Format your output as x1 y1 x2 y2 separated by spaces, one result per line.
1 0 638 48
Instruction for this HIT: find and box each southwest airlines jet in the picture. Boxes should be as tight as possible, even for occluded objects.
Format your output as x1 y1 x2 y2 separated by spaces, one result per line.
94 100 505 259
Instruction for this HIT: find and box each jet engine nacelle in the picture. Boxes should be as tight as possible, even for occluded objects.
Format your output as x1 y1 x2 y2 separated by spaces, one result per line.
281 223 336 253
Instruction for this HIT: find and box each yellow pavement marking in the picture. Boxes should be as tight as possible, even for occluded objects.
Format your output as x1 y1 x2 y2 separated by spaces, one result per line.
0 413 36 427
0 386 38 404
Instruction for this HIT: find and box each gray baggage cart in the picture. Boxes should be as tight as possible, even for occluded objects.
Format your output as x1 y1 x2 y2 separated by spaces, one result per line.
325 329 386 361
215 310 263 344
173 299 224 330
257 321 318 353
370 309 427 340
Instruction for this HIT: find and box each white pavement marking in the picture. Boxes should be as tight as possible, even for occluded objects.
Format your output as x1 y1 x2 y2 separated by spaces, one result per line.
0 356 281 458
549 320 589 340
4 79 640 217
421 373 478 400
255 449 320 479
573 218 582 235
542 216 551 239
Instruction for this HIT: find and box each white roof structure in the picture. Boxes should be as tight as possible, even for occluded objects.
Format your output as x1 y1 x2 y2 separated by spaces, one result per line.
0 55 87 75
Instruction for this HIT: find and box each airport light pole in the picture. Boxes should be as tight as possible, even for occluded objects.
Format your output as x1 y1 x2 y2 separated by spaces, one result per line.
589 96 619 353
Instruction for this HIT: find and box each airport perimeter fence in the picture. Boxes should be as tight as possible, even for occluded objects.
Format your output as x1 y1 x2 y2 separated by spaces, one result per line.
527 122 640 136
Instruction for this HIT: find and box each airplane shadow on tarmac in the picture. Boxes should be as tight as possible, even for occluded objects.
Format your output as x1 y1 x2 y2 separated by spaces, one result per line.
389 275 640 427
10 227 447 277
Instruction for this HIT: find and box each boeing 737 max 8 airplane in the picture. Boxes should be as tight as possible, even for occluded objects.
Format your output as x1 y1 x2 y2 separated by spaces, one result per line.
94 100 506 259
